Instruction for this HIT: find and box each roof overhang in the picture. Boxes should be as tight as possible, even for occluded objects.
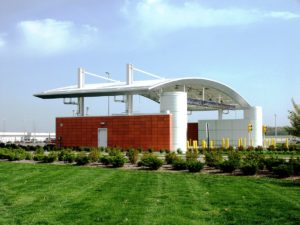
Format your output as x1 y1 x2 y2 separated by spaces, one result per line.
34 77 251 111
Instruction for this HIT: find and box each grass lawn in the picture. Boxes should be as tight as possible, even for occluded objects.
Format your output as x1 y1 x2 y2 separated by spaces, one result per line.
0 162 299 225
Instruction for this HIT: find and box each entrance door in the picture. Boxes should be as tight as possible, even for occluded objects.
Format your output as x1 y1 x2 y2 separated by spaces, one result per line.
98 128 108 147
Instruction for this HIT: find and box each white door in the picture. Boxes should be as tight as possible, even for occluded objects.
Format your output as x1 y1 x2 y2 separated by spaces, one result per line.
98 128 108 147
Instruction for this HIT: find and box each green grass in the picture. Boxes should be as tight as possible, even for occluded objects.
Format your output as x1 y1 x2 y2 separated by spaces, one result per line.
0 162 299 225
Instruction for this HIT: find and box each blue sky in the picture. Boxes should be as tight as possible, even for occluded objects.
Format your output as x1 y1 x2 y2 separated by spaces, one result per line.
0 0 299 132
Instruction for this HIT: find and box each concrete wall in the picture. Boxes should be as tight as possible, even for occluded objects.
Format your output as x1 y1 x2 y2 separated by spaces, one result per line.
198 106 263 147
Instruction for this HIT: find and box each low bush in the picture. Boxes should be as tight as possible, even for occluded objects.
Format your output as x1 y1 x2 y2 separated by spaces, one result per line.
246 146 254 151
227 150 241 168
25 152 33 160
127 149 139 164
138 153 163 170
205 151 223 168
264 157 285 171
7 150 26 161
0 148 9 159
63 152 76 163
165 152 178 164
237 146 244 151
268 145 276 151
186 160 204 173
88 148 101 162
186 149 198 161
110 154 126 168
219 160 237 173
244 152 265 170
255 146 264 151
240 162 258 175
172 158 187 170
289 158 300 175
100 155 111 165
272 164 293 178
75 152 90 165
177 149 183 154
33 154 45 161
42 152 58 163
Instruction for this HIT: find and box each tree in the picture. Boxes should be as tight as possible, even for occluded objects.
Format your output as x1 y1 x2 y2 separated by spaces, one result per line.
285 98 300 137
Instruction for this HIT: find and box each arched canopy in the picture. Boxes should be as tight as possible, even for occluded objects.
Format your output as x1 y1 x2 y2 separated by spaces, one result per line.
34 77 251 111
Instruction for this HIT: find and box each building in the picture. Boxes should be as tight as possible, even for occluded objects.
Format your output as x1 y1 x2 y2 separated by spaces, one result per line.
34 64 263 152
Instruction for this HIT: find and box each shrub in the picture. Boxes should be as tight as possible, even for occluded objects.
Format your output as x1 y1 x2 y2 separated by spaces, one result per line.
108 148 122 156
88 148 101 162
35 148 44 155
147 148 154 153
272 164 293 178
219 160 237 173
75 152 90 165
186 149 198 161
240 162 258 175
63 152 76 163
268 145 276 151
246 146 254 151
25 152 33 160
264 157 285 171
33 154 45 161
110 154 126 168
6 149 27 161
100 155 111 165
165 152 178 164
127 149 139 164
0 148 9 159
289 158 300 175
227 150 241 168
244 152 265 170
237 146 244 151
255 146 264 151
187 160 204 173
177 149 183 154
172 158 187 170
138 153 163 170
42 151 58 163
205 151 223 168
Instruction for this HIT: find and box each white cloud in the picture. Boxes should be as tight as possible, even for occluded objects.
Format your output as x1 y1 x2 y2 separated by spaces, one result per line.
0 34 6 48
124 0 300 35
17 19 99 55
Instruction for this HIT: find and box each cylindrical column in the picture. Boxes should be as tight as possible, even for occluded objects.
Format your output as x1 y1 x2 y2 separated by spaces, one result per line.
126 64 133 115
160 92 187 153
78 67 85 116
244 106 263 146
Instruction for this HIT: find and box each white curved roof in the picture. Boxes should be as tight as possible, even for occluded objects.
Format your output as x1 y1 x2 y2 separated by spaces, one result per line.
34 77 251 111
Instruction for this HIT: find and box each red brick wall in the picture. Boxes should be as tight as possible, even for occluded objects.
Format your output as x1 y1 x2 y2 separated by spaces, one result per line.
56 115 172 151
187 123 198 142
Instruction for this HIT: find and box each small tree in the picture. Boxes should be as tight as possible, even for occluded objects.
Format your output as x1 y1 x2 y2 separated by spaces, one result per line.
285 98 300 137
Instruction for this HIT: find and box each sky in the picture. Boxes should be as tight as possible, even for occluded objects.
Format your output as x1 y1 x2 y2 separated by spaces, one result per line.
0 0 299 132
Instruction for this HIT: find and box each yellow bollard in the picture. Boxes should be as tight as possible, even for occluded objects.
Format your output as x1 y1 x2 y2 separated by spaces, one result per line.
271 138 275 146
238 138 242 148
193 140 198 150
285 138 289 149
222 138 225 148
202 140 207 149
226 138 230 149
187 141 191 149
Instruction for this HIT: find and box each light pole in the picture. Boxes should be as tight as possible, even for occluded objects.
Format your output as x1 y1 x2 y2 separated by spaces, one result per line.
274 114 277 141
106 72 110 116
